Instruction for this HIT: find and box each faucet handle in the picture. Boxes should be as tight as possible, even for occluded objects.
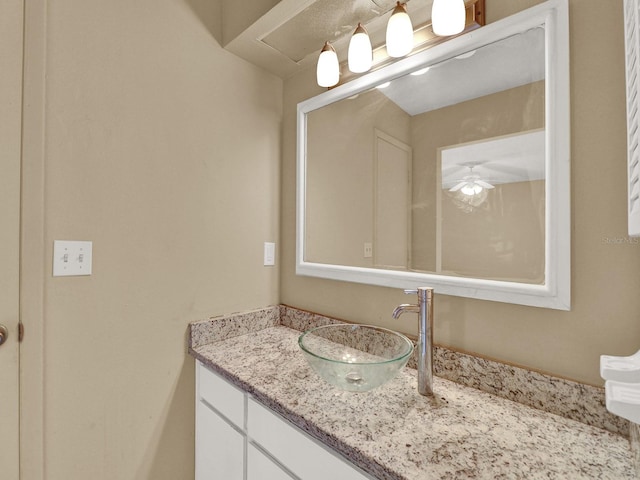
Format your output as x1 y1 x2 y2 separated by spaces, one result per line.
403 287 434 300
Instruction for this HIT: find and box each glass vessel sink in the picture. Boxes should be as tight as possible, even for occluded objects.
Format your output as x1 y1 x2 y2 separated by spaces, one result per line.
298 324 414 392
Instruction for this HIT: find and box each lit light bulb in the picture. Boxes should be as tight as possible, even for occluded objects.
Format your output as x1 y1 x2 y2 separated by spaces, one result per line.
461 183 483 196
316 42 340 88
386 2 413 58
432 0 466 37
348 23 373 73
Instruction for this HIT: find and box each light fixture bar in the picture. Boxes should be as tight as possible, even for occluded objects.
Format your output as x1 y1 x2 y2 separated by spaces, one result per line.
336 0 485 87
316 0 485 89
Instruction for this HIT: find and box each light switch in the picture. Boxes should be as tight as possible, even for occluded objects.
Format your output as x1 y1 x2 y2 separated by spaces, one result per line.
264 242 275 266
53 240 93 276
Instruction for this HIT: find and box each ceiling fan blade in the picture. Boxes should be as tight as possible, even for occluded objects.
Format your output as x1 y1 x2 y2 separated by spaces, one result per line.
442 165 468 176
476 180 495 189
449 181 466 192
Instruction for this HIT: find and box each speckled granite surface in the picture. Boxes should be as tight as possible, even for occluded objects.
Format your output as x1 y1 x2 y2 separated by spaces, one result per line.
632 422 640 476
188 306 635 480
277 305 628 436
433 346 630 436
190 306 280 348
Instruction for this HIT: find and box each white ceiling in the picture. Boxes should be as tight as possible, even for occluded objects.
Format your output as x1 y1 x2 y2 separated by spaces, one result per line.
378 26 545 115
261 0 398 63
441 129 546 188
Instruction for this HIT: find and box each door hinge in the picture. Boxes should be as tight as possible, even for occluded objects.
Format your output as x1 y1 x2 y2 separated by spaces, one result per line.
18 322 24 342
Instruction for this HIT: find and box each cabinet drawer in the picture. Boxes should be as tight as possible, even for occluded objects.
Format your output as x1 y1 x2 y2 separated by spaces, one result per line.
247 443 295 480
197 360 245 428
247 398 371 480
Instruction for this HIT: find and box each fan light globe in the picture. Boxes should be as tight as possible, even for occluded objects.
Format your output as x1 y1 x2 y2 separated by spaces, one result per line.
348 23 373 73
432 0 466 37
461 183 483 196
386 2 413 58
316 42 340 88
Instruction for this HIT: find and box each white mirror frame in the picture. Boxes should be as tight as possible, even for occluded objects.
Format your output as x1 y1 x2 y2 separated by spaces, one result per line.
296 0 570 310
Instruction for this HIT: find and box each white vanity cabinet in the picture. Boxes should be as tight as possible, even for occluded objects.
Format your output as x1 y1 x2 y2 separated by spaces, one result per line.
195 360 373 480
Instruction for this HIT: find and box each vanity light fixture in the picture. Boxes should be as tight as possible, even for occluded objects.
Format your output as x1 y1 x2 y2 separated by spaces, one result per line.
316 41 340 88
315 0 481 88
432 0 466 36
348 23 373 73
386 2 414 58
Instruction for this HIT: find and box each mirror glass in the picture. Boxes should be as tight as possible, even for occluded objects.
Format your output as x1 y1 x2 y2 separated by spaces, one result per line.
297 0 570 309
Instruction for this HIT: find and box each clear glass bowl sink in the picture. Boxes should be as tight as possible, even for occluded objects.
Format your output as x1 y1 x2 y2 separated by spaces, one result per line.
298 324 414 392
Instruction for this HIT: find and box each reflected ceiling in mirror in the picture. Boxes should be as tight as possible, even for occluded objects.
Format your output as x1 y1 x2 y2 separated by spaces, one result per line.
378 26 545 115
297 0 570 310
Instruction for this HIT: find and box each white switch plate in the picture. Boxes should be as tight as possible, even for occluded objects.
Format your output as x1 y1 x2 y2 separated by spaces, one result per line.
264 242 275 266
53 240 93 276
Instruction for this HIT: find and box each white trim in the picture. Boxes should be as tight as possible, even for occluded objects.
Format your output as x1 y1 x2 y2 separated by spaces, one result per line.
20 0 47 477
372 129 412 270
623 0 640 236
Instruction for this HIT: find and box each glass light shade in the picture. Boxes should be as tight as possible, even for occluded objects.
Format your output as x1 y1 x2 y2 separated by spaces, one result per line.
386 2 413 58
461 183 483 196
451 186 488 213
316 42 340 88
432 0 466 37
348 24 373 73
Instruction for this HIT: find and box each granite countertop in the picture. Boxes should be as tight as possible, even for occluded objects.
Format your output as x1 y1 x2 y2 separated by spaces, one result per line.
189 318 635 479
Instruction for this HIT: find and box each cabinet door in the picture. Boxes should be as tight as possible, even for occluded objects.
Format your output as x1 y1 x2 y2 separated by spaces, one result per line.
247 443 294 480
196 400 244 480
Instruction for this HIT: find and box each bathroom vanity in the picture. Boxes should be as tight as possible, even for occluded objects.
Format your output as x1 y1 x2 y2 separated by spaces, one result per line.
189 306 636 479
196 360 372 479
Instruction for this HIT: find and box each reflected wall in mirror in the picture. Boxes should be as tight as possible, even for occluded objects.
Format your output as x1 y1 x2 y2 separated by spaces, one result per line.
437 129 545 283
297 0 570 310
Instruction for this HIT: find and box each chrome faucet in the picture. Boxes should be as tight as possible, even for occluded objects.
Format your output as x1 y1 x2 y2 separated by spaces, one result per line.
392 287 434 396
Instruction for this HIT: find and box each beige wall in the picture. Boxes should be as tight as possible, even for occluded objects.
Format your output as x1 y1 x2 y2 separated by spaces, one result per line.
281 0 640 387
21 0 281 478
441 179 545 283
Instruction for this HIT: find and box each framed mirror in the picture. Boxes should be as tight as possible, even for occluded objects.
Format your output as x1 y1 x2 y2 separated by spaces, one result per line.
297 0 570 310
